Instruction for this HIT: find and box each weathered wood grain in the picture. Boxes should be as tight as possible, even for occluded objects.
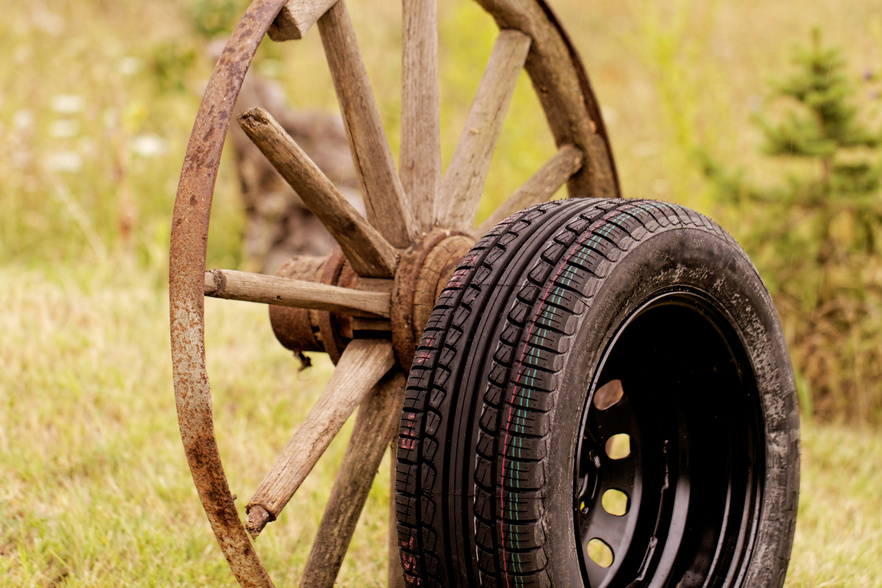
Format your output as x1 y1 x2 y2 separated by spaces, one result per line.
299 371 406 587
267 0 339 41
437 29 532 231
401 0 441 230
204 269 390 318
245 339 395 538
318 1 417 247
238 107 398 278
476 144 582 235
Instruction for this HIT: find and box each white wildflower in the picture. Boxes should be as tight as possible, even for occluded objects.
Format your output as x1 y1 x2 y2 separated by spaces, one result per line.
51 94 83 114
49 119 80 139
13 110 34 131
46 151 83 173
131 134 168 158
119 57 142 77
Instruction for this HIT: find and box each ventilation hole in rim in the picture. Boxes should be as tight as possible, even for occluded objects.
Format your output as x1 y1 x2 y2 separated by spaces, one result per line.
605 434 631 460
587 538 614 568
593 379 624 410
601 489 629 516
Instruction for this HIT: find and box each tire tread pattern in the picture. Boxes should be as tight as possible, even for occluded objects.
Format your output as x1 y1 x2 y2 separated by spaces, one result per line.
396 199 744 587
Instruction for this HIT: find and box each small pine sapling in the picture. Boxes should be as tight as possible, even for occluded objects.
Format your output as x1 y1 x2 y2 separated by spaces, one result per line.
699 29 882 422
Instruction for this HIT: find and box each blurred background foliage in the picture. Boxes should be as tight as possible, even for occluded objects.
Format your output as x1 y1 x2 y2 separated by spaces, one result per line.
700 28 882 422
7 0 876 424
2 0 882 585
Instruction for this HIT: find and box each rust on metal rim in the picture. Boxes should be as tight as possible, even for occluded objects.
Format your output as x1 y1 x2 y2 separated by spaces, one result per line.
169 1 290 586
269 256 327 354
533 0 620 192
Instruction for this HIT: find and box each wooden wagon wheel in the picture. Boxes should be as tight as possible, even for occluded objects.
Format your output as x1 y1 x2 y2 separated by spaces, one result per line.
169 0 619 586
171 0 800 587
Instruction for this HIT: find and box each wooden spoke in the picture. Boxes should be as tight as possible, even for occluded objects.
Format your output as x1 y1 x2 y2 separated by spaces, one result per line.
204 269 390 318
401 0 441 230
245 339 396 538
437 29 532 231
318 0 417 248
476 144 583 235
238 108 398 278
300 371 406 587
474 0 620 200
268 0 339 41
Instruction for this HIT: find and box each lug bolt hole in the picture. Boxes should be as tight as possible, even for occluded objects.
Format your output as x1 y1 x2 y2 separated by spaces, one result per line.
601 489 629 516
605 433 631 460
593 379 624 410
587 538 614 568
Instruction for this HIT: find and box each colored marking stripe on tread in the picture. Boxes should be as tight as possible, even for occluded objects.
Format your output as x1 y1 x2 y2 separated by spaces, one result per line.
498 201 674 586
399 202 564 587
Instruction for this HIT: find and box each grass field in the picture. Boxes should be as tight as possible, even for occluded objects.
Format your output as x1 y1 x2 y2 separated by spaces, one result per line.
2 265 882 586
2 0 881 585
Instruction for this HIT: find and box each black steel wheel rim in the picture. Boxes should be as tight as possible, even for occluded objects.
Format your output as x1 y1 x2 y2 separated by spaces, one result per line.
574 290 764 587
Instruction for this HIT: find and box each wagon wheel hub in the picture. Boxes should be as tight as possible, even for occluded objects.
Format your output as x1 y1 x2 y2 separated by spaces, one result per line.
390 230 476 367
269 229 475 370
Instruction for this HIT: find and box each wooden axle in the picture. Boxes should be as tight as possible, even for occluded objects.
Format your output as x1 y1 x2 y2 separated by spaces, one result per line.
265 230 473 368
204 268 391 318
